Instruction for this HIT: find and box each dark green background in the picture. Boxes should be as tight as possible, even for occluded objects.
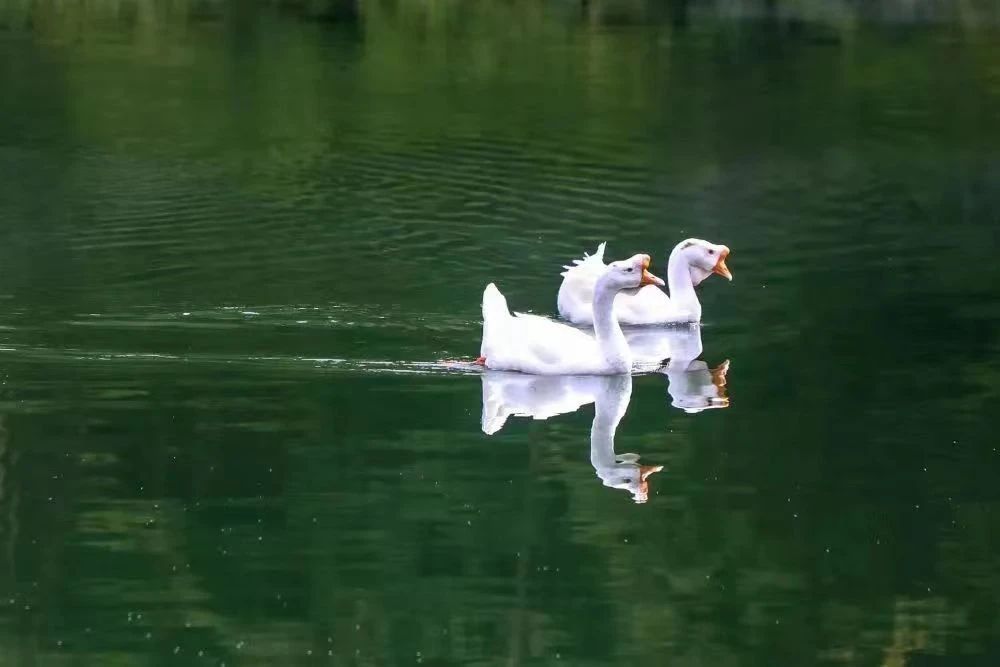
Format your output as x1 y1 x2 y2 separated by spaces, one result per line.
0 1 999 664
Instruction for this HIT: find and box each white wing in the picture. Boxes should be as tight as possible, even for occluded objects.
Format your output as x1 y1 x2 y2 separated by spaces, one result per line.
557 243 606 325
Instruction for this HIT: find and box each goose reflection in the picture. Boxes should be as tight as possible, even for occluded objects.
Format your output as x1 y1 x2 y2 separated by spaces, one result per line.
480 325 730 502
587 375 663 503
624 324 730 413
481 372 661 502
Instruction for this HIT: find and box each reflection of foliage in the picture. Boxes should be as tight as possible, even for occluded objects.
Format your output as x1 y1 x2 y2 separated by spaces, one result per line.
0 363 995 665
0 0 998 665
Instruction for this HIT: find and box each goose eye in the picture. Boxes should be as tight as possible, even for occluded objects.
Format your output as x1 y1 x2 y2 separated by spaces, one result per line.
708 249 715 255
625 267 634 273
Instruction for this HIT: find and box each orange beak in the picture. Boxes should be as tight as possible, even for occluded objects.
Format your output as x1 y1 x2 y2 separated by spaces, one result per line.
710 360 731 408
639 254 665 287
640 465 664 481
712 247 732 281
710 359 730 389
634 465 664 503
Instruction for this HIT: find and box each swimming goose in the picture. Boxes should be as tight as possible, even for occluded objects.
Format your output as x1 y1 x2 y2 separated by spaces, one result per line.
479 254 663 374
557 238 732 326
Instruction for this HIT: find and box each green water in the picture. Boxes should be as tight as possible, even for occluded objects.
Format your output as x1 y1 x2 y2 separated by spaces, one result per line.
1 1 1000 665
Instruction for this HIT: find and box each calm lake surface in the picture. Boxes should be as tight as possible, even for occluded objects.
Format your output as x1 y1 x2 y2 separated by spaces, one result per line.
1 1 1000 665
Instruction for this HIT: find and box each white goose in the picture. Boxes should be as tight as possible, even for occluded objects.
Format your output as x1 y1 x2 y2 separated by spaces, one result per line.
479 254 664 375
557 238 733 326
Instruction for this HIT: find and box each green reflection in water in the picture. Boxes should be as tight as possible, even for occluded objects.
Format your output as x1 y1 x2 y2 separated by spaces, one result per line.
0 1 999 665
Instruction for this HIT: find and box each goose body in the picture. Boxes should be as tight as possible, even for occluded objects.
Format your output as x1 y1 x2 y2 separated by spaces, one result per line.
557 239 732 326
480 254 663 375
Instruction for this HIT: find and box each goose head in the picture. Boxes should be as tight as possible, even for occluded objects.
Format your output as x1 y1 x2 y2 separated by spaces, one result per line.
601 254 666 291
600 462 664 504
670 239 733 286
667 359 731 413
